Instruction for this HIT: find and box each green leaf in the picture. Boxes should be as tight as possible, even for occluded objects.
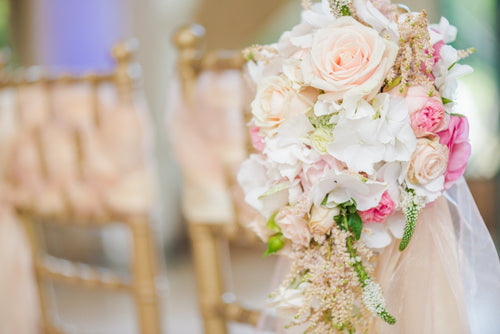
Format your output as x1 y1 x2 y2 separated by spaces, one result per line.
450 112 466 118
334 214 344 228
266 212 280 233
448 61 458 71
442 97 453 104
347 203 357 215
339 199 355 211
263 234 284 257
385 76 401 91
348 212 363 240
321 195 328 206
378 309 397 325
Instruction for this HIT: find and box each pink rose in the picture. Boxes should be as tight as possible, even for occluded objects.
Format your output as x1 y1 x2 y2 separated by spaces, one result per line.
275 208 311 247
250 125 265 152
406 85 448 137
407 138 449 185
251 75 318 135
358 191 395 223
437 115 471 189
301 17 398 101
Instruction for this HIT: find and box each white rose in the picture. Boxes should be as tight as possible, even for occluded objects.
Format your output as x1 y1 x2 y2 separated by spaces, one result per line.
301 17 398 102
268 282 311 322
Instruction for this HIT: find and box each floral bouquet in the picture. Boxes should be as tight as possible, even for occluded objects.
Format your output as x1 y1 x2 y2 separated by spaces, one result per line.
237 0 500 332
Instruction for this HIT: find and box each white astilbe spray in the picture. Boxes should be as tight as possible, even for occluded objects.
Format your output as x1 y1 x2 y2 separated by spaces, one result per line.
362 279 386 314
399 189 425 250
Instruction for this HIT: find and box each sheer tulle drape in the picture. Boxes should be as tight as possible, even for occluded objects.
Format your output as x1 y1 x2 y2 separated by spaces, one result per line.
444 177 500 334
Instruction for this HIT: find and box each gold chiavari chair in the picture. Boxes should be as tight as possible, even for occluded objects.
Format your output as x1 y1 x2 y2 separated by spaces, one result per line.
1 41 163 334
172 24 268 334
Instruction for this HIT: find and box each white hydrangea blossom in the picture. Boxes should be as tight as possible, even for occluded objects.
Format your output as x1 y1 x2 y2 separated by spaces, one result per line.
327 93 416 175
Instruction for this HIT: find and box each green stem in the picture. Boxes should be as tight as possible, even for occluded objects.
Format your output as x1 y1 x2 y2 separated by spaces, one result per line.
342 215 368 286
341 213 395 325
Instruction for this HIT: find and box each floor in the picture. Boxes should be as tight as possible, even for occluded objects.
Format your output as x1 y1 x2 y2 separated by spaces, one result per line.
48 242 277 334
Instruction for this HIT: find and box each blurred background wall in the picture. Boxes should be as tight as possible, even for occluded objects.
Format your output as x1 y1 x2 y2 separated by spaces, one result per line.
4 0 499 251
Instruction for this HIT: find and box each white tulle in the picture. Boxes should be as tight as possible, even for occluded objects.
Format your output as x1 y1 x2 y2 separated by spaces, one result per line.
444 177 500 333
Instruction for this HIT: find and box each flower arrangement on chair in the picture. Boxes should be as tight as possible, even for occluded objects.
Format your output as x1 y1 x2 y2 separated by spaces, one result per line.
237 0 499 332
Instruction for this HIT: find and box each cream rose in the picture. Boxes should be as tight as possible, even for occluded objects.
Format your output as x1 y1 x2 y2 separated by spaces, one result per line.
275 207 311 247
309 205 339 235
407 138 449 185
301 16 398 101
251 75 318 135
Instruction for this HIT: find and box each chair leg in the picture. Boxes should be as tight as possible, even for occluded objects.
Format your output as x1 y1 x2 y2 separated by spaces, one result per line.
130 217 161 334
189 224 227 334
18 213 52 334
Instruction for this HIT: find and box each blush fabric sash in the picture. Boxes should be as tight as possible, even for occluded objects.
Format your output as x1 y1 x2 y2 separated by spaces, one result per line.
374 178 500 334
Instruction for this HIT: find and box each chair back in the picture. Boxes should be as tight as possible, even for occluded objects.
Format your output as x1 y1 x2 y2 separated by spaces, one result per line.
0 41 163 334
172 24 268 334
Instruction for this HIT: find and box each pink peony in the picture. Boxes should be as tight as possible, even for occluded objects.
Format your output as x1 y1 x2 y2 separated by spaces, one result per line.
437 115 471 189
358 191 395 223
250 125 265 152
406 85 448 137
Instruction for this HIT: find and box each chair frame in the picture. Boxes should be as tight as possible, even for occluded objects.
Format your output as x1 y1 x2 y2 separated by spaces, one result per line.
1 41 161 334
173 24 262 334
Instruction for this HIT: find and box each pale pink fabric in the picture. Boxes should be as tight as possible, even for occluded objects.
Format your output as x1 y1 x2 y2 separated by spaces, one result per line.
374 196 470 334
0 206 40 334
167 71 252 225
3 84 156 217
